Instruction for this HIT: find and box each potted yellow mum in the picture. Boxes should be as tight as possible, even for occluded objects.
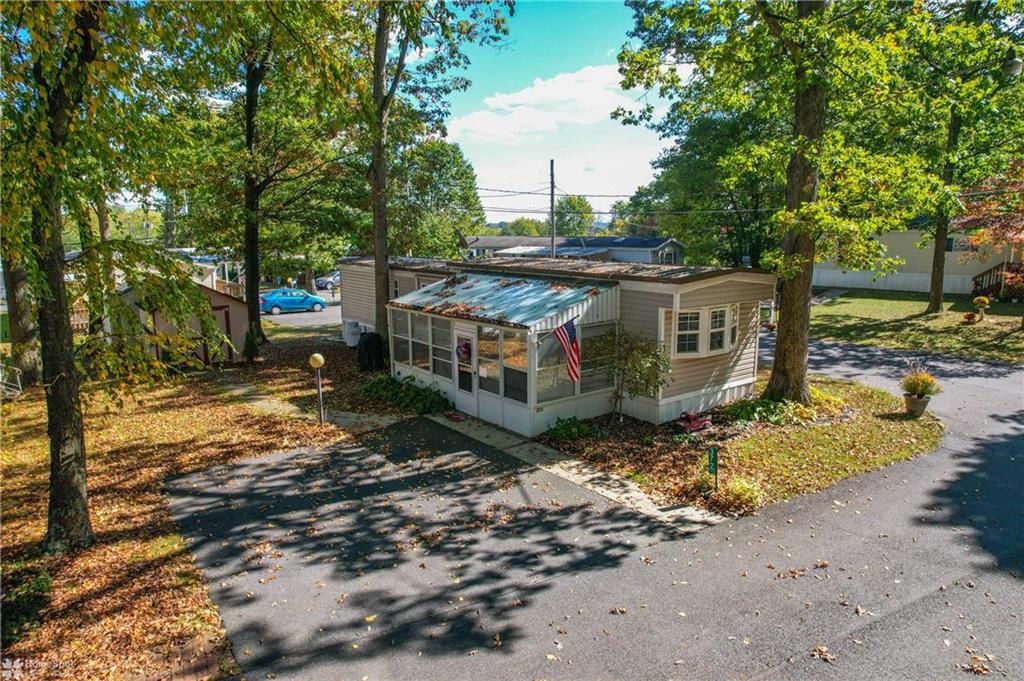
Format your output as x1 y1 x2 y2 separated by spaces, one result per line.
900 369 942 417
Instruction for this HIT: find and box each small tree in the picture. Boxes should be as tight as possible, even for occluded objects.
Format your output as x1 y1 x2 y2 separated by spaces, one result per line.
591 325 671 421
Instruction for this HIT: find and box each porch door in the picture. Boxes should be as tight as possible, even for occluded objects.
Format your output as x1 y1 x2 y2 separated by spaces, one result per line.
454 323 477 416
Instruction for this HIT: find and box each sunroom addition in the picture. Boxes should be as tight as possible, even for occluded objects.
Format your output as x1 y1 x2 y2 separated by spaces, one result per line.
387 271 619 436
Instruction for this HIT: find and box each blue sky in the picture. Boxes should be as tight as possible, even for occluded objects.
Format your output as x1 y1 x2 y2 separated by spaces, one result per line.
438 1 670 222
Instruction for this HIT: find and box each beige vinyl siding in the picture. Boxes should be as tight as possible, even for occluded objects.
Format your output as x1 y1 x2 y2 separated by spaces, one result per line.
678 280 774 309
339 264 376 326
394 273 419 296
661 301 759 398
620 288 674 339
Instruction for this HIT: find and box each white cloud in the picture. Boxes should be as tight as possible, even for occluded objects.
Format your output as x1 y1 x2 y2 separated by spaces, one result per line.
448 64 637 145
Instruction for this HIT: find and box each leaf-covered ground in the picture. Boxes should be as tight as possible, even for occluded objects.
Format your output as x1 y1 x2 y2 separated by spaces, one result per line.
236 321 412 417
538 374 944 514
809 289 1024 364
0 378 346 680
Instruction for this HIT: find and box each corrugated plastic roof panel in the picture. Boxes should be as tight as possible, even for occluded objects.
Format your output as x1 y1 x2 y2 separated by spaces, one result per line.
388 272 616 329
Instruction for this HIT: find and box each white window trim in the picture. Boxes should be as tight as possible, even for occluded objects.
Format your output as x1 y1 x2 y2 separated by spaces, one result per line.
671 304 741 359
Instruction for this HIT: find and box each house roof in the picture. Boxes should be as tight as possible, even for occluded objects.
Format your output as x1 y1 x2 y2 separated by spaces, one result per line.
388 271 616 329
494 245 609 258
461 257 771 285
463 235 678 250
338 256 452 274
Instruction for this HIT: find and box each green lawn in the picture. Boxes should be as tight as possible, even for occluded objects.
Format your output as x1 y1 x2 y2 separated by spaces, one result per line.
809 289 1024 364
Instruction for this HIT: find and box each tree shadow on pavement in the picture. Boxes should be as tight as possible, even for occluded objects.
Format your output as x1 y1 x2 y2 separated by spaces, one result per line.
918 422 1024 575
165 417 682 678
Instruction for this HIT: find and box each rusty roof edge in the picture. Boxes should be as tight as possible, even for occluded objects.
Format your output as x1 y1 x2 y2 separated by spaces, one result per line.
456 260 773 285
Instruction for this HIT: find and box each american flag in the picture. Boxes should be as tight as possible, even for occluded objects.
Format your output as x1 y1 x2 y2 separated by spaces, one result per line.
554 319 580 383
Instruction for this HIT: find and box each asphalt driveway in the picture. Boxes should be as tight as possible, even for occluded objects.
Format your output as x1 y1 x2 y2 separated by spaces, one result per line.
168 337 1024 680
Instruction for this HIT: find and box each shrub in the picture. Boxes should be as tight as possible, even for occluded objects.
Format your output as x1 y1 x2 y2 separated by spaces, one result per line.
359 375 452 415
242 329 260 363
900 370 942 398
545 416 593 442
722 397 791 425
715 476 763 514
973 295 990 307
723 387 846 426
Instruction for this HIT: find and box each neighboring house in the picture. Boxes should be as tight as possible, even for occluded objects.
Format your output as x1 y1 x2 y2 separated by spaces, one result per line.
462 235 685 265
812 229 1020 295
121 283 248 364
345 256 774 437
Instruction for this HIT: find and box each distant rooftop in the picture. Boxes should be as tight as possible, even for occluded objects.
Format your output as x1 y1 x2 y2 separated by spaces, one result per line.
494 245 609 258
463 235 678 250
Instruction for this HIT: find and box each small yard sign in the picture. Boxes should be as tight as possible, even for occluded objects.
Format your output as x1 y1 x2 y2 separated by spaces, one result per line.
707 447 719 492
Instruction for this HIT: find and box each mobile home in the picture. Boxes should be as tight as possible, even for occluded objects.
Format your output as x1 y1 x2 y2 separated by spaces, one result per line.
381 258 775 437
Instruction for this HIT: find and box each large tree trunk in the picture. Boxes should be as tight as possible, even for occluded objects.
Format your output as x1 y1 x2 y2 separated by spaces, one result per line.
762 0 827 405
28 3 103 553
36 177 95 553
1 254 41 385
370 2 393 339
242 56 269 350
925 108 962 313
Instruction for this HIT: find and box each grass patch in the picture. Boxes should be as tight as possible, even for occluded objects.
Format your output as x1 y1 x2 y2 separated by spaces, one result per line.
1 378 345 679
809 289 1023 364
537 372 944 515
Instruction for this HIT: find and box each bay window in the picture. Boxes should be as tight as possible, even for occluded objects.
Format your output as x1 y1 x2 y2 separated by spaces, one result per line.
708 308 727 353
676 311 701 355
674 304 745 358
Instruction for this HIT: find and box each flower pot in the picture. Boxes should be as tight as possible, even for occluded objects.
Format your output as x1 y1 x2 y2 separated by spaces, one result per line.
904 394 930 417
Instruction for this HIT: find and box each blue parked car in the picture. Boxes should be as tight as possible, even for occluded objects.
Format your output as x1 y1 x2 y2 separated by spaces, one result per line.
260 288 327 315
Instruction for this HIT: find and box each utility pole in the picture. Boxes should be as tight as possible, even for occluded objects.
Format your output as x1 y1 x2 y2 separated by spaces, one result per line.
549 158 555 257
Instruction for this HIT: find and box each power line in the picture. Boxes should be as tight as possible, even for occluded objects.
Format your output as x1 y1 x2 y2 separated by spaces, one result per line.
480 205 781 216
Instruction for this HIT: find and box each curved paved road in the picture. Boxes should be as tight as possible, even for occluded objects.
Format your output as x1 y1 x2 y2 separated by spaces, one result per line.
170 336 1023 680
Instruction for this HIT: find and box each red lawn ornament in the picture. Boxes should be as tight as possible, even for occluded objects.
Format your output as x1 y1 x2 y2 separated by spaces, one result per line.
674 411 712 433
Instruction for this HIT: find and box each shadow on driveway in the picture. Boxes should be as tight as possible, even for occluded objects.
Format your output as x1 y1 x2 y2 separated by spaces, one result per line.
166 417 680 679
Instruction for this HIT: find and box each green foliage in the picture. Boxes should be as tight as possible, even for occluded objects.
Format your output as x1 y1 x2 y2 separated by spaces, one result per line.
388 139 486 257
723 387 845 426
504 217 548 237
589 325 671 417
716 477 764 515
900 370 943 398
554 195 596 236
615 2 953 277
359 375 452 415
672 432 702 445
545 417 594 442
1 560 52 647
